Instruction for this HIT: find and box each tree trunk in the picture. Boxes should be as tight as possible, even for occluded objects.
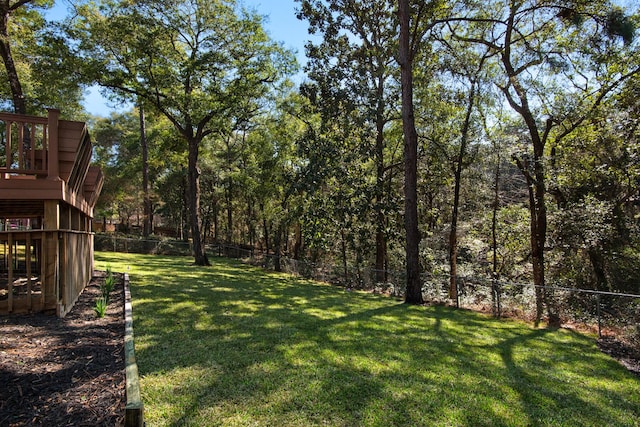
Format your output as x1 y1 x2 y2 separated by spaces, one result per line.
398 0 423 305
247 198 254 249
523 129 557 326
261 203 271 254
374 74 387 283
501 9 556 326
213 196 219 243
226 177 233 244
139 103 152 237
293 222 303 260
516 157 546 327
448 166 463 303
491 150 501 317
448 78 477 302
535 174 559 327
0 4 26 114
341 228 348 285
375 228 387 282
273 223 282 272
588 248 608 291
181 172 189 242
187 139 209 265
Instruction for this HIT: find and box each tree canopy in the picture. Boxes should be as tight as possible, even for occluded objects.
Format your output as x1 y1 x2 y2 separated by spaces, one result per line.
66 0 296 264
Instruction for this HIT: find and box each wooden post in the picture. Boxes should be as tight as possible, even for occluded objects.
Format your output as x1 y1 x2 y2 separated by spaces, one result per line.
59 231 67 315
47 109 60 181
18 124 24 170
43 201 60 310
39 232 45 307
7 232 13 312
44 200 60 228
4 120 12 179
89 230 95 279
26 232 32 310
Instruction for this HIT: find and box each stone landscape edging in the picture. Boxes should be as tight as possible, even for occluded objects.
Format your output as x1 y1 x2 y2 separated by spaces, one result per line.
124 273 144 427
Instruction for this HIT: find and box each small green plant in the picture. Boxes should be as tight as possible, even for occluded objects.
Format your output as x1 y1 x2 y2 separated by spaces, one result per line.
94 296 107 318
96 267 116 317
102 272 115 302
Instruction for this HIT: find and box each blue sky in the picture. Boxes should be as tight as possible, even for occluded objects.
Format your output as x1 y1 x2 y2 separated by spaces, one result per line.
246 0 312 62
48 0 313 116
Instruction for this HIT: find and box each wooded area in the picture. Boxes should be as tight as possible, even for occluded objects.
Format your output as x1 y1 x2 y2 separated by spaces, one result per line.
1 0 639 333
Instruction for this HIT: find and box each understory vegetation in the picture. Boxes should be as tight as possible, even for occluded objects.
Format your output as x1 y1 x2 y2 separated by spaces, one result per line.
97 252 639 427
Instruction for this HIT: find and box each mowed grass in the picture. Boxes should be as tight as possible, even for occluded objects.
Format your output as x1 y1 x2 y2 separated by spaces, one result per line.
96 252 640 427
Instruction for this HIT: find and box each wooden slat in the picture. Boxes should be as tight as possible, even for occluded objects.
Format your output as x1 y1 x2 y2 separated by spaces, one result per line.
40 231 45 307
59 232 67 313
58 121 86 154
68 134 92 195
43 230 57 310
84 166 104 209
8 232 13 312
42 123 48 155
29 123 36 170
26 232 32 310
59 152 79 161
18 124 24 170
6 120 12 172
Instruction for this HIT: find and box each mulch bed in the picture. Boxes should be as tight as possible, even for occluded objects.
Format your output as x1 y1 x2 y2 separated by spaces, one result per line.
0 273 125 427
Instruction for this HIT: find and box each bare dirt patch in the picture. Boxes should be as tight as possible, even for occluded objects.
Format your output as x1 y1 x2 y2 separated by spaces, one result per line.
0 273 125 426
598 336 640 378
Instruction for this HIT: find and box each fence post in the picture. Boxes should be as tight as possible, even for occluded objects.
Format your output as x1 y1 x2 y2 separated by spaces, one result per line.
597 294 602 339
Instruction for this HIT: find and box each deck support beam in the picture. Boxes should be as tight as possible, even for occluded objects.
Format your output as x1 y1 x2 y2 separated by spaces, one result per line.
44 201 60 310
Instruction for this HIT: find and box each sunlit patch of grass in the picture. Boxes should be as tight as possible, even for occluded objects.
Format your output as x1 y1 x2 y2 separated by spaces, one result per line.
96 252 640 427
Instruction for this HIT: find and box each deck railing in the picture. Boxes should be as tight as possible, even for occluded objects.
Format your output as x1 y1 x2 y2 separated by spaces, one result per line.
0 109 60 180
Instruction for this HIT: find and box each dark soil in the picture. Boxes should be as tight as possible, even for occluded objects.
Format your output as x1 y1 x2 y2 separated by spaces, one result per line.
0 273 125 427
598 336 640 378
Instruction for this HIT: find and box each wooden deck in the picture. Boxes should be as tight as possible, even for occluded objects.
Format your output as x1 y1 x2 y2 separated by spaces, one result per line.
0 110 103 218
0 110 103 316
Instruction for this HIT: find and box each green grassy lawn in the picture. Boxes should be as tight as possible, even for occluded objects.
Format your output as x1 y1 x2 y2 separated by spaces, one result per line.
96 252 640 427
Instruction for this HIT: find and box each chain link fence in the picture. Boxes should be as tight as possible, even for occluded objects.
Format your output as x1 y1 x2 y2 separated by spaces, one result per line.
94 234 640 346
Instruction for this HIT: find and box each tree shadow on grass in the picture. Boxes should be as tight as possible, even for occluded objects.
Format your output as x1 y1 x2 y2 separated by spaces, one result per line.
495 327 639 426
